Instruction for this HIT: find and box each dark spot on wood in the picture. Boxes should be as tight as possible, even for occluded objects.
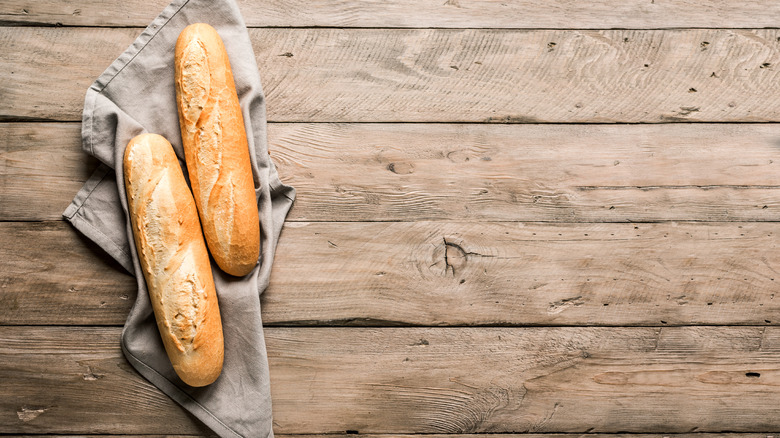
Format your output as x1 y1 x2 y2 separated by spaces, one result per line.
746 372 761 378
442 237 493 276
481 156 492 161
279 52 294 57
474 61 482 65
707 302 713 305
547 42 556 51
346 430 359 434
677 106 700 116
450 65 459 70
711 72 719 78
761 62 771 68
548 296 585 314
327 240 338 248
700 41 709 50
688 88 697 93
644 64 649 67
484 115 542 123
609 206 615 210
660 320 668 324
387 162 415 174
460 279 466 284
22 8 28 14
623 37 629 43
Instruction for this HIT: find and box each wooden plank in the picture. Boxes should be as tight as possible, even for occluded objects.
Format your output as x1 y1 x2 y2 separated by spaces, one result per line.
0 222 135 325
4 28 780 123
0 327 210 435
4 435 778 438
3 0 780 29
4 326 780 433
7 122 780 222
0 123 98 221
267 122 780 222
4 221 780 327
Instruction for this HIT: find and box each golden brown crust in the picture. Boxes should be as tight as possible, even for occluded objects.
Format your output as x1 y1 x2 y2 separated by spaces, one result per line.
124 133 224 387
174 23 260 277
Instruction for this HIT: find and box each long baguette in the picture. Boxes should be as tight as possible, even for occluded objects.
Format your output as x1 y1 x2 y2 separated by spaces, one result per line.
174 23 260 277
124 133 224 387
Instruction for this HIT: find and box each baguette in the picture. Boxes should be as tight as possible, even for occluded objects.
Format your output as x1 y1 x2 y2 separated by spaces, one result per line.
174 23 260 277
124 133 224 387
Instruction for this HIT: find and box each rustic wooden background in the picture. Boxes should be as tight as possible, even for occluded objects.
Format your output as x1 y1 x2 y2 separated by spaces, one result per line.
4 0 780 436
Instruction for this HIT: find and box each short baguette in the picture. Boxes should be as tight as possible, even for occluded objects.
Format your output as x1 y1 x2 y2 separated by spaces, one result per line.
174 23 260 277
124 133 224 387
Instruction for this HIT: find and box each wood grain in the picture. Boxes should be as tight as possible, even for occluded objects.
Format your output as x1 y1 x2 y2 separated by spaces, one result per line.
0 123 98 221
6 436 778 438
6 123 780 222
4 28 780 122
5 221 780 327
3 436 777 438
5 326 780 433
3 0 780 29
8 434 771 438
270 122 780 222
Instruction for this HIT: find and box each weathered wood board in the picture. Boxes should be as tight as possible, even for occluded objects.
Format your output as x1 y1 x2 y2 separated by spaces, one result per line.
6 123 780 222
4 29 780 122
4 326 780 434
4 0 780 435
3 0 780 29
4 221 780 327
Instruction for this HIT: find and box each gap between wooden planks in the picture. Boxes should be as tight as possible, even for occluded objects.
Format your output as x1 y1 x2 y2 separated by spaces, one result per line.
5 122 780 222
4 220 780 327
4 326 780 434
3 28 780 122
2 0 780 28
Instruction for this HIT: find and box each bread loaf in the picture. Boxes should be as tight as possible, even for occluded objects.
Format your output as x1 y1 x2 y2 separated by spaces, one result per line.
174 23 260 277
124 133 224 387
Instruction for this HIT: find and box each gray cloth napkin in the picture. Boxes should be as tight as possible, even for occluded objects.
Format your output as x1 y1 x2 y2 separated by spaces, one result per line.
62 1 295 436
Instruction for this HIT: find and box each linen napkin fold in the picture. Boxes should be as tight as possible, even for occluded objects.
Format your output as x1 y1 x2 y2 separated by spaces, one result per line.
62 1 295 436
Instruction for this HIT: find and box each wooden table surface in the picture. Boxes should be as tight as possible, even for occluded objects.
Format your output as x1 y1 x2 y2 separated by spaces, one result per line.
4 0 780 436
